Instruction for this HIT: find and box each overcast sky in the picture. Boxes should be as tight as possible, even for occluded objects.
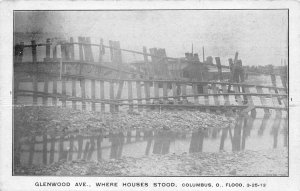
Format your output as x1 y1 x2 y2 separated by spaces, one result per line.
15 10 288 66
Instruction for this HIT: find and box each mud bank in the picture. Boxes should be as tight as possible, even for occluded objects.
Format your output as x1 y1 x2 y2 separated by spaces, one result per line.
14 148 287 176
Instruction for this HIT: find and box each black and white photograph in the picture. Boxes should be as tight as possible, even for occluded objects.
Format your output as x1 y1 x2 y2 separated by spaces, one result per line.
1 1 300 190
12 9 288 177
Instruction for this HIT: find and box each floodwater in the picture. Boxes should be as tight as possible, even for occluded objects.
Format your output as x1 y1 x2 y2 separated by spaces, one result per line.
14 111 287 167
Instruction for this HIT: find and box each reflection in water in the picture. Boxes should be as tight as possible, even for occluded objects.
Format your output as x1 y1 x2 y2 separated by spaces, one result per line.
109 132 124 159
15 114 288 167
189 129 204 153
153 131 173 154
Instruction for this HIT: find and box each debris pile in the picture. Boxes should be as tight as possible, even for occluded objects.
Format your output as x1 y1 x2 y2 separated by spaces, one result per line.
14 106 236 136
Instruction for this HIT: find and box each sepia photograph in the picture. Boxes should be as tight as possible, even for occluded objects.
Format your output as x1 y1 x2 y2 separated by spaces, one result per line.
12 9 289 177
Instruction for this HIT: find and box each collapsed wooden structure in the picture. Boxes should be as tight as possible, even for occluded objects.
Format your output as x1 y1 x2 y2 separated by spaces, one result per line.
14 37 288 115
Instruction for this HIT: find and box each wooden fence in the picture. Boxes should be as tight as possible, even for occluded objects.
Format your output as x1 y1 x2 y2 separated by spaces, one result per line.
14 37 288 115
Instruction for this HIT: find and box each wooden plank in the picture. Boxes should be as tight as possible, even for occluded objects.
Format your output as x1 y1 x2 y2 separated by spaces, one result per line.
149 48 158 77
45 38 51 60
31 40 37 63
163 82 168 104
52 78 57 106
203 84 210 112
211 84 220 106
72 78 76 109
192 83 199 104
83 37 89 61
114 41 124 112
99 38 104 63
86 37 94 62
109 40 114 65
144 81 150 105
31 40 37 105
70 37 75 60
154 82 159 98
127 81 133 112
115 81 124 112
181 83 187 102
136 81 142 112
256 87 269 113
233 85 243 105
143 46 151 77
53 45 57 60
172 83 178 104
43 76 48 106
91 79 96 111
100 80 105 112
80 79 86 110
61 44 66 61
61 44 67 108
221 84 230 105
61 78 67 107
78 37 84 61
109 81 115 113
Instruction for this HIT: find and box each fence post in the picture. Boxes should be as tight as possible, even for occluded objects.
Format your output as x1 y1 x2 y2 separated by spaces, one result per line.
52 77 57 106
81 78 86 110
86 37 94 62
61 47 67 108
115 41 124 112
91 79 96 111
31 40 38 105
72 77 77 109
43 76 48 106
172 82 178 105
99 38 104 63
45 38 51 60
163 82 168 104
70 37 75 60
100 80 105 112
203 84 210 112
53 45 57 60
78 37 84 61
128 81 133 112
144 80 150 106
192 83 199 105
109 80 115 113
136 80 142 112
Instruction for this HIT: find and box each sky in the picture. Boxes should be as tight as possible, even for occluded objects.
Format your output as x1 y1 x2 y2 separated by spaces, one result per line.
14 10 288 66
